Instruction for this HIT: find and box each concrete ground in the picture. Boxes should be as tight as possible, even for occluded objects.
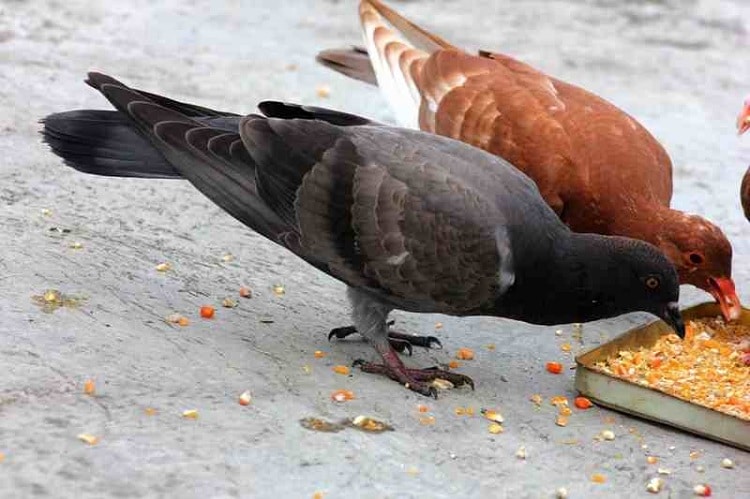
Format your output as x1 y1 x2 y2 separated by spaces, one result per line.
1 0 748 497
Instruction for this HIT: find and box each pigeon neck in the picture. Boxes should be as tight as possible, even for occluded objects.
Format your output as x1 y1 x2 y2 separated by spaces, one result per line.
496 232 630 325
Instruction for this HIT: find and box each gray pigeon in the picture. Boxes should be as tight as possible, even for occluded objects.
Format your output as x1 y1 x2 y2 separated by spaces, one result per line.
42 73 684 397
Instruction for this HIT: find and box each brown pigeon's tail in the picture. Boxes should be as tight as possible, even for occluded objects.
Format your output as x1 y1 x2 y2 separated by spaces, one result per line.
316 47 377 86
41 110 182 179
317 1 460 129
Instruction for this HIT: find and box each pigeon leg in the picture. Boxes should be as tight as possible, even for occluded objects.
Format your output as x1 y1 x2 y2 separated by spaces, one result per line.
346 288 473 397
328 320 441 354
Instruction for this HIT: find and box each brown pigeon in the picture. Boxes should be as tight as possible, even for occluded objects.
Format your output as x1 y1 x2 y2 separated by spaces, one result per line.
318 0 739 322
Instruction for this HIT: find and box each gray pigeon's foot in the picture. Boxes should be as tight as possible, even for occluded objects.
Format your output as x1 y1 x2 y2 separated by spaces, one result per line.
352 359 475 397
328 322 442 355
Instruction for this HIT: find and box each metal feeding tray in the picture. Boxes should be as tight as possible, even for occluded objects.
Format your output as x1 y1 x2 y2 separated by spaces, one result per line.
575 303 750 451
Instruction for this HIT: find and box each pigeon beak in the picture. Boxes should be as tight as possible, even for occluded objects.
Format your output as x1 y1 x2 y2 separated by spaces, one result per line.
737 103 750 135
660 301 685 339
707 276 742 322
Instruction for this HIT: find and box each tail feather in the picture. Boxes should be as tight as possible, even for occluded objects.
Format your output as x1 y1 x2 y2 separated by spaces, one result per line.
41 110 181 179
362 0 454 53
316 47 377 86
357 0 440 129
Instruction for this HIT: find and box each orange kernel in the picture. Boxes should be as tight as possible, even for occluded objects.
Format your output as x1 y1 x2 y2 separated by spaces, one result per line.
546 362 563 374
200 306 215 319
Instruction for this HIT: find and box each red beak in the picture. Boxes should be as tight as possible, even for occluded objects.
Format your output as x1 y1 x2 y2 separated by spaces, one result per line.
708 277 742 322
736 103 750 135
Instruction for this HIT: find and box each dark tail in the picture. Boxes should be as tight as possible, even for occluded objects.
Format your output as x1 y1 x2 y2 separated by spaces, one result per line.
316 46 377 86
41 110 181 179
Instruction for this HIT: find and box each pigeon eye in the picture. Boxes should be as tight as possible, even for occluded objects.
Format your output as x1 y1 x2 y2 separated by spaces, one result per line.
688 252 704 265
645 276 660 289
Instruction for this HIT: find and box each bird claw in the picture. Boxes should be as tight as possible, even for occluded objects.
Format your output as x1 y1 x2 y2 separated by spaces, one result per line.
328 325 357 342
388 338 413 356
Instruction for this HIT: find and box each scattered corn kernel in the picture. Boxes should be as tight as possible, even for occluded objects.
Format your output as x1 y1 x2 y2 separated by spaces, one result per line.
555 487 568 498
405 466 419 475
41 208 52 216
435 322 443 330
574 396 593 409
431 378 454 390
515 445 527 459
546 362 563 374
488 423 504 434
43 289 61 303
221 254 234 263
646 456 659 465
481 409 504 424
70 241 83 250
417 404 429 413
646 477 664 493
448 360 460 369
550 396 568 406
600 430 615 441
83 379 95 396
332 365 350 375
555 329 563 336
454 407 465 416
200 306 215 319
561 343 572 352
239 287 252 298
144 407 158 416
485 344 496 351
182 409 199 419
530 394 543 406
222 297 237 308
272 284 285 296
689 451 701 460
316 84 331 98
456 348 474 360
720 458 734 469
312 492 324 499
555 414 569 427
302 365 312 374
591 473 606 484
419 415 436 426
331 389 354 402
238 391 252 406
693 484 712 496
77 433 99 445
696 465 705 473
314 350 326 359
558 405 572 416
0 452 5 462
465 406 475 416
352 415 391 432
657 468 671 475
177 317 190 327
155 262 171 272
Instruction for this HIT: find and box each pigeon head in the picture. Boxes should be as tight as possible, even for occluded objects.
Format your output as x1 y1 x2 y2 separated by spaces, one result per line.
601 236 684 337
496 231 684 336
655 212 738 321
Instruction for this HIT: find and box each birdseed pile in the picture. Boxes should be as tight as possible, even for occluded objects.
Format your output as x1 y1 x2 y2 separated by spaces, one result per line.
593 318 750 420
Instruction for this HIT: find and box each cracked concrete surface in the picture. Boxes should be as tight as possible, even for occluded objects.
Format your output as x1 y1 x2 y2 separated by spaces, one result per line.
1 0 749 497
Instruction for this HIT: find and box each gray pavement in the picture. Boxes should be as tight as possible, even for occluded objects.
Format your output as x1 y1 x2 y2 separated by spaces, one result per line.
1 0 748 497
